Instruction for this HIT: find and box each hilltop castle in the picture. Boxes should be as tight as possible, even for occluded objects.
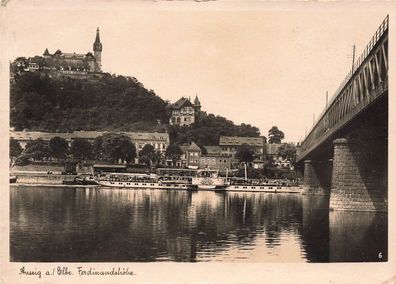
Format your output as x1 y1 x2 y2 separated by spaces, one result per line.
22 28 103 73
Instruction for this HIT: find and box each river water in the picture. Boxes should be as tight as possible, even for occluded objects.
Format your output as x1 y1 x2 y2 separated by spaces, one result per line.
10 186 387 262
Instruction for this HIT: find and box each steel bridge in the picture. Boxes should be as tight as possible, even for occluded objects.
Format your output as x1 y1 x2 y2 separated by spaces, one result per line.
296 16 388 212
297 16 388 163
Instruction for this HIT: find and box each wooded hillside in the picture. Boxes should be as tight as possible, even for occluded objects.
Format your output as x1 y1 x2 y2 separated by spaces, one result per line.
10 70 262 145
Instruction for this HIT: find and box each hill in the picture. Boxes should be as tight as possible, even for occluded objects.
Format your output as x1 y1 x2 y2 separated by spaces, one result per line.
10 70 261 145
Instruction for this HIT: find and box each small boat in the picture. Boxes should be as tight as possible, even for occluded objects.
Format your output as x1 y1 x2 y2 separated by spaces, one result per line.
10 175 17 183
197 183 216 190
74 175 99 185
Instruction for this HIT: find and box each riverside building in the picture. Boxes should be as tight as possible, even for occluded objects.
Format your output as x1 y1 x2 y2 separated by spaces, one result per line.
10 131 169 157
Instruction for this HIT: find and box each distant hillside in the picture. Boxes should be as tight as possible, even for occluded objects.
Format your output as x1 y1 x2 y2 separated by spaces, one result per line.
10 70 261 144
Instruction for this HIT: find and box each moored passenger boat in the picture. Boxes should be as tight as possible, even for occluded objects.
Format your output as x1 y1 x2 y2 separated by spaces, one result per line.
191 169 227 191
224 163 302 193
226 182 303 193
96 173 194 190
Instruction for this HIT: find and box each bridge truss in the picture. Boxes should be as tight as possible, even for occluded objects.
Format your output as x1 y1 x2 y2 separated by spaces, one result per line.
297 16 388 162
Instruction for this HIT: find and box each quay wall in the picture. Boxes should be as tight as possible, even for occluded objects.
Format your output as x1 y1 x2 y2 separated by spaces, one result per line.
14 173 77 184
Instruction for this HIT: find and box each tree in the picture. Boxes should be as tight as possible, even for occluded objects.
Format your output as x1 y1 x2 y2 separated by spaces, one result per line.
266 155 275 167
236 144 255 164
268 126 285 144
278 143 297 163
100 133 136 163
138 155 151 167
139 144 161 166
11 57 28 73
200 145 207 155
15 154 30 166
165 144 182 165
70 138 93 161
92 136 103 160
10 138 23 160
49 136 69 160
235 123 261 137
23 138 50 161
139 144 155 158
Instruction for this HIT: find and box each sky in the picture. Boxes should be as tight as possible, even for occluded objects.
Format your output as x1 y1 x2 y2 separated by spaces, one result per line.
0 1 390 142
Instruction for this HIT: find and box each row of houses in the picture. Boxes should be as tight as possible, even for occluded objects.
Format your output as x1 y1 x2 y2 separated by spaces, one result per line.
10 131 170 157
10 131 292 170
172 136 292 170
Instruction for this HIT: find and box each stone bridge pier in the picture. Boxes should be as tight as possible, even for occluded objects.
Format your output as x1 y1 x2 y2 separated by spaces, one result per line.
303 159 332 195
329 138 387 212
303 137 387 212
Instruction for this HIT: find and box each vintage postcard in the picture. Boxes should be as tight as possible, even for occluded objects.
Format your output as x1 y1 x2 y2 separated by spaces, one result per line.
0 0 395 283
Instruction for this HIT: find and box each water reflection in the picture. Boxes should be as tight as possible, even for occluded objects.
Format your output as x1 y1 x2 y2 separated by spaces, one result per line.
10 186 387 262
300 196 330 262
329 211 387 262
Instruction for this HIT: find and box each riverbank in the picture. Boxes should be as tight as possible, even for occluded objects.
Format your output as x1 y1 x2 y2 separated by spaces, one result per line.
10 162 92 185
10 183 99 188
10 167 303 193
10 182 303 194
12 172 77 185
11 164 91 174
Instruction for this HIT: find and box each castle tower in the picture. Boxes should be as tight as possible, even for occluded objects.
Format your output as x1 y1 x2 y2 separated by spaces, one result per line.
43 48 51 58
93 27 102 72
194 94 201 112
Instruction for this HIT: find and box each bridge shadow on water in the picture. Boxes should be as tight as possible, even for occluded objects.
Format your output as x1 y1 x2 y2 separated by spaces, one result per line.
300 195 387 262
328 210 387 262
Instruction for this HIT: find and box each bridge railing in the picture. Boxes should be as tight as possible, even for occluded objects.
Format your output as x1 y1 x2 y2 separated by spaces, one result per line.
298 15 388 162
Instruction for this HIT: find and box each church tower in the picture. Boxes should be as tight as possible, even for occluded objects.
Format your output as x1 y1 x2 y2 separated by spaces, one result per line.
93 27 102 72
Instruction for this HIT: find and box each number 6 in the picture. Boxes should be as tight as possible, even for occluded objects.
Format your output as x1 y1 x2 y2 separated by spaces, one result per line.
379 252 382 259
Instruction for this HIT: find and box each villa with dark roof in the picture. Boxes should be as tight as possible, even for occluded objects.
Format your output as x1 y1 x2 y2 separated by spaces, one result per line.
169 95 201 126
